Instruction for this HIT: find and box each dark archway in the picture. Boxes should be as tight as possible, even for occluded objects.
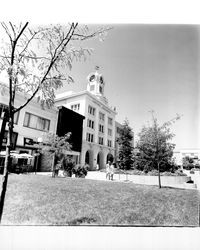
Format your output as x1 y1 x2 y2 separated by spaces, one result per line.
97 151 104 169
85 151 90 164
107 153 114 163
85 150 93 170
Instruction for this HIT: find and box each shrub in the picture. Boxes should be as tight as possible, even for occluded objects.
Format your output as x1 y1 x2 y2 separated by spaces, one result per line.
147 170 159 176
62 156 75 177
127 169 144 175
125 169 186 176
73 164 89 178
161 171 186 176
190 170 194 174
183 163 194 170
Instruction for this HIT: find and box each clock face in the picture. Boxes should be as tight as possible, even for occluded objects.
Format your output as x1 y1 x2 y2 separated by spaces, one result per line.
89 75 95 82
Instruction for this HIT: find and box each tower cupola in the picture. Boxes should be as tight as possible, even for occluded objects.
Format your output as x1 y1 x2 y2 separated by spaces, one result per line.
87 66 105 97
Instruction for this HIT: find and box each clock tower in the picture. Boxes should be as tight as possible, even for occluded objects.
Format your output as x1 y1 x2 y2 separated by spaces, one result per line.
87 66 108 104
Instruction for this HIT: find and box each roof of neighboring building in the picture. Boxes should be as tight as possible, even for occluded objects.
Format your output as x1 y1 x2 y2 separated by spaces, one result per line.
57 105 85 120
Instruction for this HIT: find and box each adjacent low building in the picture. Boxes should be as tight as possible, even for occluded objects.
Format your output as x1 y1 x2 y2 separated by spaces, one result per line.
0 84 58 154
56 106 85 164
173 148 200 166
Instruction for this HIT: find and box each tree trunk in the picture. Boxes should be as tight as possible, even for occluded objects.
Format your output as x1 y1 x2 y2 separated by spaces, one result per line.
0 120 12 223
158 162 161 188
51 152 56 178
0 110 8 150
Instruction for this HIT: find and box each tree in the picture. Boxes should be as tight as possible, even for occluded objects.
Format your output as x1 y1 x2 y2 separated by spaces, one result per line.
117 119 134 170
182 156 194 170
41 132 72 177
0 22 110 222
135 111 181 188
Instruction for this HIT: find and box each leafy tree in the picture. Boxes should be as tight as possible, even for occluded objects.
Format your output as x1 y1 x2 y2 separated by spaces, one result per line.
0 22 110 222
135 111 181 188
182 156 194 170
41 132 72 177
117 119 134 170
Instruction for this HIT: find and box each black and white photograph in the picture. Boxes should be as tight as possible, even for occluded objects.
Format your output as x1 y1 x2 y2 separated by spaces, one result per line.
0 1 200 249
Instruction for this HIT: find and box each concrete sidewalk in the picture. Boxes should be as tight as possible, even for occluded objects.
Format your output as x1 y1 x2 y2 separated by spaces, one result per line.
86 171 198 190
37 170 198 190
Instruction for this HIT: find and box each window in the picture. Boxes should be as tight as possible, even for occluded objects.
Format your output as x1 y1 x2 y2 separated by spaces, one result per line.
99 124 104 133
71 103 80 111
86 132 94 143
99 112 105 121
108 128 112 136
23 112 50 131
0 103 20 124
88 105 95 116
98 137 103 145
87 119 94 129
0 104 7 119
99 85 102 93
108 117 113 126
107 140 112 147
90 85 95 91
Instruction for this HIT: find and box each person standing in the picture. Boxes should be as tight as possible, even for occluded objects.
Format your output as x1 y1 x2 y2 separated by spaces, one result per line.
106 161 111 180
110 163 115 181
52 153 62 178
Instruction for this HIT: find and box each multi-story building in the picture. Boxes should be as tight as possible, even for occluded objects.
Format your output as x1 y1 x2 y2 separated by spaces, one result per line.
0 84 85 163
0 84 58 154
56 106 85 164
1 69 133 171
55 69 117 170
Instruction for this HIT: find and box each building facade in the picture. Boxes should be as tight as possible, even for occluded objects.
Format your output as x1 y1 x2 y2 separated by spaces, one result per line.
173 148 200 166
56 106 85 164
0 85 58 154
1 69 132 171
55 69 117 170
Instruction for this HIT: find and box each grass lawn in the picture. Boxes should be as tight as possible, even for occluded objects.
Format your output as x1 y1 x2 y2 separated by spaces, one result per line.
1 174 200 226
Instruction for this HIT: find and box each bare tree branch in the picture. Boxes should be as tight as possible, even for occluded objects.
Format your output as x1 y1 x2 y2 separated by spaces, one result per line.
9 22 16 39
14 23 78 113
21 55 51 60
11 22 29 65
18 29 45 60
1 22 13 44
72 27 111 41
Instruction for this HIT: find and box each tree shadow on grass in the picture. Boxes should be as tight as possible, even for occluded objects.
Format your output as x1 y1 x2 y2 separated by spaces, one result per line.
67 216 97 225
160 186 186 190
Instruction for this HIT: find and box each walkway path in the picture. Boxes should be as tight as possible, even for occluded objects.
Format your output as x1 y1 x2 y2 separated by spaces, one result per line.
37 170 199 190
86 171 198 190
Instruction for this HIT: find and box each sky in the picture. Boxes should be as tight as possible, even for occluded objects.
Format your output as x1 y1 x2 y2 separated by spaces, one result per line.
56 24 200 149
0 23 199 150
